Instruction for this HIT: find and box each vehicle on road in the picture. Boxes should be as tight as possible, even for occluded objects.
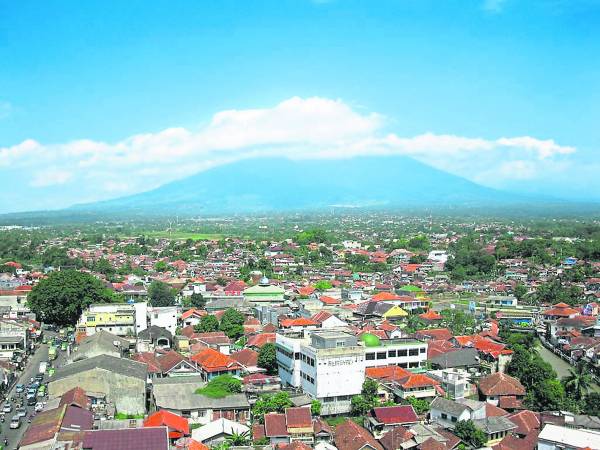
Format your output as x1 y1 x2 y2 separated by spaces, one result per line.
35 373 44 383
10 415 20 429
27 396 37 406
37 385 46 398
39 361 48 374
2 404 12 413
16 407 27 418
48 346 57 360
35 402 44 412
15 384 24 394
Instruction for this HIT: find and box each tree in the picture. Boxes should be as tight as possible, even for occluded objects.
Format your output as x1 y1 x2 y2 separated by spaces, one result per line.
219 308 246 340
148 280 176 307
513 283 528 301
405 396 430 415
526 379 566 411
27 270 116 326
252 392 293 422
562 361 593 402
314 280 332 291
182 292 205 309
226 431 250 446
154 260 169 272
257 343 277 375
454 420 486 448
583 392 600 416
361 379 379 403
311 400 322 416
194 315 219 333
350 395 372 416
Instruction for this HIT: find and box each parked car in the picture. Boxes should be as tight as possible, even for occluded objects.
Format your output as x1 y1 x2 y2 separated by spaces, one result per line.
35 402 44 412
10 415 20 429
27 396 37 406
2 403 12 413
15 384 24 394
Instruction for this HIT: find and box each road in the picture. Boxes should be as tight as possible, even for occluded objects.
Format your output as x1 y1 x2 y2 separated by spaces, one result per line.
536 342 600 392
0 332 68 449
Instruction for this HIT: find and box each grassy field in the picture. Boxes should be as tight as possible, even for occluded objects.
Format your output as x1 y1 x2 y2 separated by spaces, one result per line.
145 230 224 240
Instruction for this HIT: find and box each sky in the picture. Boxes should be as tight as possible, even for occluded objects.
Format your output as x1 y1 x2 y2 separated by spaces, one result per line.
1 0 599 213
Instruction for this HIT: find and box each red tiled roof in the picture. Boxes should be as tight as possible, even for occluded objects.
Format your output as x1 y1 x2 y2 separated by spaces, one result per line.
181 309 206 320
372 406 418 425
334 419 383 450
416 328 453 341
230 348 259 367
498 395 523 410
486 402 509 417
280 318 318 328
378 426 414 450
264 413 288 437
371 292 404 301
247 333 276 348
144 410 189 438
60 387 89 409
507 410 541 436
319 295 341 305
285 407 312 428
282 442 313 450
419 310 442 321
190 348 242 373
312 310 333 323
479 372 526 397
419 437 447 450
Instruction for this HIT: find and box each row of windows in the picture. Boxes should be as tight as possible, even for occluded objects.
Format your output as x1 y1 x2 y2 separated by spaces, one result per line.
322 395 353 402
365 347 425 360
440 413 458 423
301 371 315 384
301 353 315 367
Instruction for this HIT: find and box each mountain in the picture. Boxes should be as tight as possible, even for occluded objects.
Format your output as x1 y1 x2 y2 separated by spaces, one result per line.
70 155 535 215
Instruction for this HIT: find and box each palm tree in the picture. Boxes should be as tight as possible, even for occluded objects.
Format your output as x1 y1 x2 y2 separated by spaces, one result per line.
226 431 251 447
562 361 593 401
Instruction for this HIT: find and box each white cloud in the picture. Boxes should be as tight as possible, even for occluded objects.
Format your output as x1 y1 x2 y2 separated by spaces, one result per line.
0 96 577 204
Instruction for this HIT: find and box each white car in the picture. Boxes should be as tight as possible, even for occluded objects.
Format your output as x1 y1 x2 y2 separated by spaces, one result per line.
10 415 20 429
35 402 44 412
2 403 12 413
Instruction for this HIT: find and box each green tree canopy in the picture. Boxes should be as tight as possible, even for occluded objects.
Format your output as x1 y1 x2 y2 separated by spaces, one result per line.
454 420 486 448
257 342 277 375
194 315 219 333
252 392 293 422
148 280 176 307
219 308 246 340
182 292 205 309
28 270 117 326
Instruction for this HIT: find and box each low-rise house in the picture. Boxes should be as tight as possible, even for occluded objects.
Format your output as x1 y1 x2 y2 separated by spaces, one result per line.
365 405 419 438
334 419 383 450
138 325 173 350
537 423 600 450
191 417 250 446
81 427 170 450
144 410 190 440
478 372 525 409
48 354 147 415
152 376 250 425
71 330 131 362
191 348 243 380
77 303 137 337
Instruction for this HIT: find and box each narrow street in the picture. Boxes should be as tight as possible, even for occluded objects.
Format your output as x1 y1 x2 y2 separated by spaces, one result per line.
0 332 67 449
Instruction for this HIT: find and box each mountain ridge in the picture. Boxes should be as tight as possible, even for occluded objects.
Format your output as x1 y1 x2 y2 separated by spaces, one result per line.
70 155 536 215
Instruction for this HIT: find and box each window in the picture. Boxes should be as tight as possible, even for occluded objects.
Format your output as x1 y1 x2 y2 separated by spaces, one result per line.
409 349 418 356
441 413 447 420
420 348 426 353
388 350 397 358
366 353 375 361
377 352 386 360
451 416 457 423
336 341 345 348
398 350 408 357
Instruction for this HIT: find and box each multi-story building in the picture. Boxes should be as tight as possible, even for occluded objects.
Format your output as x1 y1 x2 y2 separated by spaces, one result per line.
276 329 428 415
77 303 136 337
276 330 364 415
147 306 178 336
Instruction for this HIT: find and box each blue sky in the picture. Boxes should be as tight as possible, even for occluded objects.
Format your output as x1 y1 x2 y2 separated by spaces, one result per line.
1 0 599 212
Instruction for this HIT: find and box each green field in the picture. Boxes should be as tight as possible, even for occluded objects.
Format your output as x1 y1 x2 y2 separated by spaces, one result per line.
145 231 224 240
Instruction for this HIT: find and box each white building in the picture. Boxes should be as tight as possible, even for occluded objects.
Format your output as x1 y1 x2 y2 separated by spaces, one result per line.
342 240 362 250
537 424 600 450
276 330 364 415
276 329 428 415
147 306 178 336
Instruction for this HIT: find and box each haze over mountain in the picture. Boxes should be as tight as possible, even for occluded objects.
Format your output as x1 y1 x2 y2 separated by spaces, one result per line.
71 155 536 215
